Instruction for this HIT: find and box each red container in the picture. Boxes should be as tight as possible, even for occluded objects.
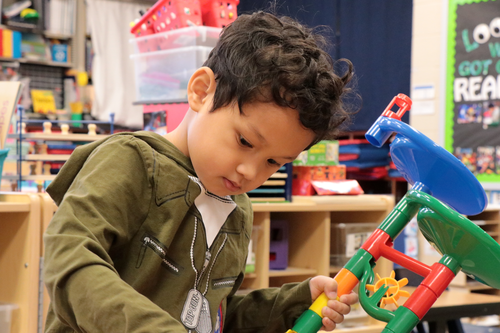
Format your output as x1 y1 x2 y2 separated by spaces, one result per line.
200 0 239 27
130 0 203 38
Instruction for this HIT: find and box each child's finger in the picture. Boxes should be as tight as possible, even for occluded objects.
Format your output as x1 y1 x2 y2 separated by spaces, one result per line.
339 291 359 305
327 299 351 316
321 316 337 331
322 303 345 323
323 279 339 300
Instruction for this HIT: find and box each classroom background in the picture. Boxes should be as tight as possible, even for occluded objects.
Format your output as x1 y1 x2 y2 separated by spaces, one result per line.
1 0 500 332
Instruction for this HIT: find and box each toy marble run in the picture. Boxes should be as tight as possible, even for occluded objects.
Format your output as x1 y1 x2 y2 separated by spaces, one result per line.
287 94 500 333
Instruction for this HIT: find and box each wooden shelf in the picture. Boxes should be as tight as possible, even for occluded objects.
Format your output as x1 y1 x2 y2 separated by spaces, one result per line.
3 175 56 181
465 281 494 291
0 56 73 68
133 98 188 105
485 205 500 211
330 265 344 274
321 324 385 333
43 31 73 40
0 202 31 212
8 133 107 141
252 195 393 212
243 273 257 279
269 267 317 277
7 131 110 191
471 220 499 226
8 154 71 161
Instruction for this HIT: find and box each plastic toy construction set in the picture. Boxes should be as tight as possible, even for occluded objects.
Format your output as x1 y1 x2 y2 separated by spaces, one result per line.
287 94 500 333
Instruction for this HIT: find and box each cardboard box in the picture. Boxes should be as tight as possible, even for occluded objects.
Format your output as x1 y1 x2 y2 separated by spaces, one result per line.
293 140 339 166
292 165 346 196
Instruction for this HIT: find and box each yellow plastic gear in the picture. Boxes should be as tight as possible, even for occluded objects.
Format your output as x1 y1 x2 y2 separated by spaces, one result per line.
365 270 411 308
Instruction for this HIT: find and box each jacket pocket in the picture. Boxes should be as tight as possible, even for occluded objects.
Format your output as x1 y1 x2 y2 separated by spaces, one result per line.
212 276 238 290
136 233 183 275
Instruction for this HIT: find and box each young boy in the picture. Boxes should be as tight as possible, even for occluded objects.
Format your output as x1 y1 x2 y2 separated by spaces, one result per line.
43 11 358 333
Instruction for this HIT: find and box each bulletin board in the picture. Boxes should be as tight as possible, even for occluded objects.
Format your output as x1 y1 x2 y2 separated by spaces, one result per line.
445 0 500 183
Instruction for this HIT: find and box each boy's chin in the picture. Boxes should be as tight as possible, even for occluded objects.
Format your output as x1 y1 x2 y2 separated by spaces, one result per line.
204 186 232 198
207 187 244 198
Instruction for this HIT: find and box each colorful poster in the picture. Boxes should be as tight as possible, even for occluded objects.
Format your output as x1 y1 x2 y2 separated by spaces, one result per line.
445 0 500 182
0 81 22 149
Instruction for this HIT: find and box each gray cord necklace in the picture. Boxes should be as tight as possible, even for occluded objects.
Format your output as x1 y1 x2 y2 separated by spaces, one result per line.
181 216 228 333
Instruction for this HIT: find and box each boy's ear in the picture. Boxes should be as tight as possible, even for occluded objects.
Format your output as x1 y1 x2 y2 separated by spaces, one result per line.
187 67 216 112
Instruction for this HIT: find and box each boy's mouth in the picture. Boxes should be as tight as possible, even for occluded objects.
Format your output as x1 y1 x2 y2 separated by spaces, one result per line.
223 178 241 192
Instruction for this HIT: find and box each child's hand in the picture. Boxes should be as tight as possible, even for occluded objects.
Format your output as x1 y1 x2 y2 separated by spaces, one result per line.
309 275 359 331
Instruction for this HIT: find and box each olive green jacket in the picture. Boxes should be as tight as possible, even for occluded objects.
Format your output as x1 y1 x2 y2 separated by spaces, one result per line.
43 131 311 333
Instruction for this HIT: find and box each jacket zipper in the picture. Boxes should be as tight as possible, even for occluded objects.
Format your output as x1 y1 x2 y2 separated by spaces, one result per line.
203 251 211 271
212 277 237 289
136 234 182 274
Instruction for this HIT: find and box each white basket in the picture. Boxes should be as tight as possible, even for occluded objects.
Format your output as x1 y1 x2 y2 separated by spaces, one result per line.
130 26 221 54
131 46 213 103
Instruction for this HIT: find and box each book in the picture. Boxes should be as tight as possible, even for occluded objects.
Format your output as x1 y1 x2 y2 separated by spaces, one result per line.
31 89 56 114
20 33 48 60
0 81 22 150
51 43 68 62
12 31 21 58
2 29 13 58
0 28 3 56
45 0 76 35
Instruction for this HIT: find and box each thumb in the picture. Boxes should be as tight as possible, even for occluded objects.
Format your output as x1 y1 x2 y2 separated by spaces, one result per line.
310 276 338 300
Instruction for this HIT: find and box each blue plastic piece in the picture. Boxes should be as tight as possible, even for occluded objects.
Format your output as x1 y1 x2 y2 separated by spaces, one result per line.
366 116 487 216
339 144 389 155
0 148 10 180
340 159 390 168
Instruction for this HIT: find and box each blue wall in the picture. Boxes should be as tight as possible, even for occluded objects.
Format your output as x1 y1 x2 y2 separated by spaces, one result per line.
237 0 413 131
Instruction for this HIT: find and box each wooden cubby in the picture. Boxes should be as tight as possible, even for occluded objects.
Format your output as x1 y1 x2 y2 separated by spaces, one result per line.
1 193 395 333
243 195 395 290
245 195 395 332
0 192 41 333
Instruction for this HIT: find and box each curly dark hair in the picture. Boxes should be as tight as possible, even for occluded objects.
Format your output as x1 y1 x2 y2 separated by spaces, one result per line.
203 11 356 145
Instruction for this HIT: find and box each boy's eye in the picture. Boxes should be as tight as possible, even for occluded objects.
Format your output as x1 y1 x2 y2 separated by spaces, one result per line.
267 159 280 166
239 135 253 148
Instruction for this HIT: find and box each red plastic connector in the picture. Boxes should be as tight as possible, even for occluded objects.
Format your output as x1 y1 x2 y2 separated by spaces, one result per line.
381 93 413 121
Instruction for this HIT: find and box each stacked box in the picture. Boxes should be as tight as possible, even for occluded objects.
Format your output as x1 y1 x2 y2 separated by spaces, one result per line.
330 223 378 266
292 165 346 196
130 26 221 103
293 140 339 166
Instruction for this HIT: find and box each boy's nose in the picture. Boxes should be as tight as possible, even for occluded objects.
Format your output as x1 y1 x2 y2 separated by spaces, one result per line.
236 162 257 181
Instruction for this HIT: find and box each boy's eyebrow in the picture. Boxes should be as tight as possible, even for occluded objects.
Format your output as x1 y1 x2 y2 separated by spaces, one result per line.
247 124 296 161
248 124 267 144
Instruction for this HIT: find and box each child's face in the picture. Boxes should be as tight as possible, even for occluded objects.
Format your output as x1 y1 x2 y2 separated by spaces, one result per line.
187 100 315 197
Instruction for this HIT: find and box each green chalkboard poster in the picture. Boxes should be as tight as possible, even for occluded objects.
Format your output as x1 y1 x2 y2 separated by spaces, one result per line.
445 0 500 183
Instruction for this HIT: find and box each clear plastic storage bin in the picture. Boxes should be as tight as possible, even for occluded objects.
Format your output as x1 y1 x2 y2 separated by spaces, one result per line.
330 222 379 267
130 26 222 54
0 303 18 333
131 46 213 103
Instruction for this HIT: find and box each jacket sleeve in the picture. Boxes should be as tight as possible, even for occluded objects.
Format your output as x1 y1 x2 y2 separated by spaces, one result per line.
224 279 312 333
43 136 187 332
